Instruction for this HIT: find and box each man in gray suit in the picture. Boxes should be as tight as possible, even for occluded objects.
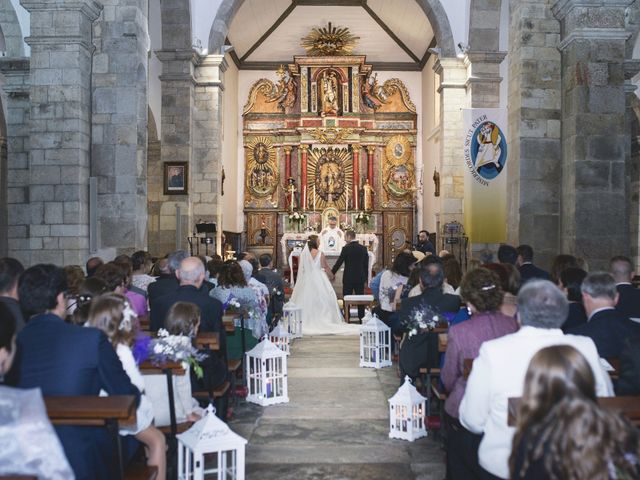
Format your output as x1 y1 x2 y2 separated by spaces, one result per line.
255 253 285 325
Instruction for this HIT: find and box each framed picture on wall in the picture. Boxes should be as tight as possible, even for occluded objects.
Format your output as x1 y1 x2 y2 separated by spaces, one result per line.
163 162 188 195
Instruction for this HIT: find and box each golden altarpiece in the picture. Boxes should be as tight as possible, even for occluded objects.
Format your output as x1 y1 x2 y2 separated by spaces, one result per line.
242 25 418 269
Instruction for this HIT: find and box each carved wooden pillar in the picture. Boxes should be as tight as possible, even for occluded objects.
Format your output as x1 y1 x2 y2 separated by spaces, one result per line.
352 144 360 210
367 145 375 186
300 144 309 210
283 146 292 184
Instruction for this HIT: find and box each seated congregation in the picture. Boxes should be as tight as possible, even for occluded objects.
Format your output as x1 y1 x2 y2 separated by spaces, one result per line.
0 243 639 479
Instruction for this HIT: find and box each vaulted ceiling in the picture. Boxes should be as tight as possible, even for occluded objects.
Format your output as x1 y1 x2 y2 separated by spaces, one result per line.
226 0 436 71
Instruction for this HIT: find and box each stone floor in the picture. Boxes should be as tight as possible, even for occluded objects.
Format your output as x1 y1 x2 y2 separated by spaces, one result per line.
228 335 446 480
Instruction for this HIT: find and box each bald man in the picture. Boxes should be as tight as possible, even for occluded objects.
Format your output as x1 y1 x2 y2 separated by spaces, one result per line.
150 257 224 338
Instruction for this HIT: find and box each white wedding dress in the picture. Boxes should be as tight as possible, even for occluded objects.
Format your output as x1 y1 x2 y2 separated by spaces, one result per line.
290 245 358 335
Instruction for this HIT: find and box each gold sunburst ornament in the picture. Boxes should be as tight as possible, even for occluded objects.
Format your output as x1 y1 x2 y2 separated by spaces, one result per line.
301 22 359 56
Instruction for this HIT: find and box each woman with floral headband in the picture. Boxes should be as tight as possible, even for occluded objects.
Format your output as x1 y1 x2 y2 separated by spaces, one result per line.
440 267 518 480
87 293 166 479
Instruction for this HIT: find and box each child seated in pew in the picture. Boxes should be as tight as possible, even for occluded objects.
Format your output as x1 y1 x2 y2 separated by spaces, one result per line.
143 302 204 427
87 293 166 480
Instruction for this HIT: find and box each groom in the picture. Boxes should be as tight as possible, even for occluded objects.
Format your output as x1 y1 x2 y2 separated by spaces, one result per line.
331 230 369 320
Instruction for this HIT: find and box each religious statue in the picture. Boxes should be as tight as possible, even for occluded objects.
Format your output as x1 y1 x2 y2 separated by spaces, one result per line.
361 72 382 110
286 177 298 212
319 214 344 254
433 169 440 197
362 178 375 211
321 71 339 116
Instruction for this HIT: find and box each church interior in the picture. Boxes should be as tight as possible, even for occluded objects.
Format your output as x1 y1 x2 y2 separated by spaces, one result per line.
2 1 640 479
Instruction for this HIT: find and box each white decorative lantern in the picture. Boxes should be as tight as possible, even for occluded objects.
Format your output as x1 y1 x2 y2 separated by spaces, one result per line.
282 302 303 339
388 376 428 441
177 404 247 480
269 324 292 354
359 310 392 368
245 338 289 406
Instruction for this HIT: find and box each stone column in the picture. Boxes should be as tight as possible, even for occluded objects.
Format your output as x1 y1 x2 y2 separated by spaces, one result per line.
434 57 468 227
192 54 227 241
0 58 30 263
465 52 506 109
22 0 102 265
156 49 196 251
552 0 633 268
507 0 562 268
91 0 149 255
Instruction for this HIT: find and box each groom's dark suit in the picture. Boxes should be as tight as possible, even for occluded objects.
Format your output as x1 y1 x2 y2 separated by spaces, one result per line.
332 239 369 318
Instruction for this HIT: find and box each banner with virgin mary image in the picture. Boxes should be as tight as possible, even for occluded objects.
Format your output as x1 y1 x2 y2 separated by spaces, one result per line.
462 108 508 243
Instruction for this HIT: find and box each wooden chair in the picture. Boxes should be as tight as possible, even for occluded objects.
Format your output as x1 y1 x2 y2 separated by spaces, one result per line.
343 294 375 323
43 396 157 480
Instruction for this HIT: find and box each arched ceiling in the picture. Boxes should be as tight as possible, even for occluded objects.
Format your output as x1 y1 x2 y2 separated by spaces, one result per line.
226 0 435 71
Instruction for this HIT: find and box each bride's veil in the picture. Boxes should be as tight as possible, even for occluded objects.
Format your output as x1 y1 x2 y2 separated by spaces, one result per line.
292 243 314 295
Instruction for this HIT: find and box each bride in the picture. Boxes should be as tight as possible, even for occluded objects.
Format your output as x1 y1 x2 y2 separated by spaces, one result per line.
290 235 358 335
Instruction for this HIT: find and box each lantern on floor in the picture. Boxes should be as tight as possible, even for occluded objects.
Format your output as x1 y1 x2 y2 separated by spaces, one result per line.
388 376 427 441
269 323 292 354
359 310 392 368
245 338 289 406
282 302 303 339
177 404 247 480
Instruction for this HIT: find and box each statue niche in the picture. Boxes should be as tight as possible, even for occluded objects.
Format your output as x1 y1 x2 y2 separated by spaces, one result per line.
315 68 345 117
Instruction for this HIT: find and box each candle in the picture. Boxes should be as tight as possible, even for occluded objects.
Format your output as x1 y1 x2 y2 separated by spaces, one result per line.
345 184 349 214
313 185 316 212
355 185 359 211
302 186 306 211
266 379 272 397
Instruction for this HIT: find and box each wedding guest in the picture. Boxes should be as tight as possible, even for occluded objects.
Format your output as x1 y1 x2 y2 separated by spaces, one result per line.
558 267 587 332
441 268 518 479
144 301 204 426
63 265 85 318
206 257 224 288
459 280 613 480
113 258 148 320
0 303 74 478
148 250 188 302
87 294 165 479
610 255 640 321
570 271 639 358
210 260 266 338
0 257 25 332
549 253 579 285
484 263 521 317
378 251 416 321
516 245 550 283
442 255 463 294
151 258 226 361
85 256 103 277
497 244 517 265
131 251 156 293
70 277 108 326
617 336 640 395
510 345 639 479
255 253 285 322
15 264 140 480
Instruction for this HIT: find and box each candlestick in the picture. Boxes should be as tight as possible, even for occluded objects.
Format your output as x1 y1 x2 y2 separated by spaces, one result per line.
313 185 316 212
302 186 306 211
345 184 349 215
355 184 359 211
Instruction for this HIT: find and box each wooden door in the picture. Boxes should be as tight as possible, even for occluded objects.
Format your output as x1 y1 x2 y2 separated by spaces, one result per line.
382 211 413 268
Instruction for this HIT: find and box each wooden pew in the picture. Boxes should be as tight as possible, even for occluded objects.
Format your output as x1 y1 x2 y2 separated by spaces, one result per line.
508 396 640 427
43 396 156 480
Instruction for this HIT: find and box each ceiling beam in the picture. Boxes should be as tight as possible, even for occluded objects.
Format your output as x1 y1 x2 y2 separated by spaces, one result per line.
225 38 241 69
418 37 437 70
240 0 299 62
361 1 420 63
296 0 364 5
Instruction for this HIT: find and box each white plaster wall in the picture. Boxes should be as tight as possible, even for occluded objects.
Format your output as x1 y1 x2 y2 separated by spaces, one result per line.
221 54 240 233
149 0 162 136
9 0 28 56
421 54 440 235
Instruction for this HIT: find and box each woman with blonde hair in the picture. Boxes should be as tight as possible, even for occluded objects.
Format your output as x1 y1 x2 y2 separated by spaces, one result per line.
87 293 166 479
510 344 639 479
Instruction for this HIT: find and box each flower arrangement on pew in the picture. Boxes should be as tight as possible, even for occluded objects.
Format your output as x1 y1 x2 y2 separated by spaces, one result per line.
149 328 208 379
404 306 447 338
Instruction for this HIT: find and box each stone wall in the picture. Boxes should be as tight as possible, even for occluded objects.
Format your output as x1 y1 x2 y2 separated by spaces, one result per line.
507 0 562 269
91 0 149 257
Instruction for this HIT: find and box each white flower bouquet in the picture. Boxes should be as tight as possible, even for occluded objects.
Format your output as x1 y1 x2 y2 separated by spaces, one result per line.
354 211 370 224
287 211 306 225
149 329 208 378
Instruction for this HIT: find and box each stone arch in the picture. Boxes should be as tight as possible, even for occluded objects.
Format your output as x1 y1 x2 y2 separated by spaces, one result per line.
0 0 24 57
467 0 502 52
0 95 7 256
160 0 192 49
208 0 457 58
